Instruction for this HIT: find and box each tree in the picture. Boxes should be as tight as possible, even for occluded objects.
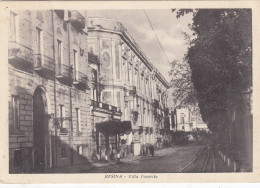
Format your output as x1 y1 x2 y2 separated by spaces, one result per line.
186 9 252 130
169 59 197 107
172 9 252 170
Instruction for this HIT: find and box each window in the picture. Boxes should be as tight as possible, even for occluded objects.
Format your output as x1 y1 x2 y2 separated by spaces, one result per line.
77 145 83 155
145 79 148 96
127 63 130 82
36 27 43 66
141 75 144 93
138 71 140 90
60 147 67 159
10 12 19 42
12 96 20 131
129 65 133 84
102 92 111 105
36 27 43 54
134 69 138 86
88 45 94 54
76 108 81 133
57 40 63 72
92 69 98 101
116 91 121 108
59 105 65 128
73 50 78 80
149 79 152 97
181 113 185 124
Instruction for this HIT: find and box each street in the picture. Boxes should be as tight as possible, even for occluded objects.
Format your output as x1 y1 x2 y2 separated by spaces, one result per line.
83 141 204 173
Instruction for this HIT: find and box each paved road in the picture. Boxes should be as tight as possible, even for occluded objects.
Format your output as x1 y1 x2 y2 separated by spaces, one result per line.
83 141 202 173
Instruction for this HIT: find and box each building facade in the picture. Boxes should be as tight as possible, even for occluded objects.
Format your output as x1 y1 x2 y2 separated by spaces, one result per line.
87 17 170 156
8 10 95 173
190 110 208 132
174 107 192 132
169 106 208 132
8 10 171 173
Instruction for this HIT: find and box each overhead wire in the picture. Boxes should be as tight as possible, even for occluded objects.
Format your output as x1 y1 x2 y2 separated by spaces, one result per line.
143 9 171 64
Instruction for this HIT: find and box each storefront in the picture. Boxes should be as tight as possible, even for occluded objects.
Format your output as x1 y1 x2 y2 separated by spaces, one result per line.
95 119 131 160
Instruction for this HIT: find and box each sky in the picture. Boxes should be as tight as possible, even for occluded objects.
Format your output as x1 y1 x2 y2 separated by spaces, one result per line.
87 10 193 82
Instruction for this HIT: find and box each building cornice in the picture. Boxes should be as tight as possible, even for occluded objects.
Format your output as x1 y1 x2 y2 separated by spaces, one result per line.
88 17 169 89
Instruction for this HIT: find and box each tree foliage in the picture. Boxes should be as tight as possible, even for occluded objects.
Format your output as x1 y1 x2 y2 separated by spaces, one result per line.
169 59 197 107
172 9 252 132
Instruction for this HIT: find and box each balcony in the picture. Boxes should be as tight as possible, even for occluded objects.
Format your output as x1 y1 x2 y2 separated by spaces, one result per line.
68 10 85 30
165 108 169 115
34 54 55 78
90 100 121 116
153 99 159 109
56 64 73 85
73 71 89 90
129 86 136 95
8 41 34 72
124 95 134 101
88 52 99 66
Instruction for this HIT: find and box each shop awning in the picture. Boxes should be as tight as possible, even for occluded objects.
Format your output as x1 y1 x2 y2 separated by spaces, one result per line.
96 120 132 135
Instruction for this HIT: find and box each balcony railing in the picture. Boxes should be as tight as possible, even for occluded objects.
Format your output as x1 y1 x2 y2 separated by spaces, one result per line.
88 52 99 66
153 99 159 109
56 64 73 84
8 41 34 70
102 103 109 110
68 10 85 30
73 71 88 90
34 54 55 77
90 100 121 113
129 86 136 95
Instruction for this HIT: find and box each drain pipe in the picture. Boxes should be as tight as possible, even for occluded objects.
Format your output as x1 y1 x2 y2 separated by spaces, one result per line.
52 10 57 167
67 17 74 164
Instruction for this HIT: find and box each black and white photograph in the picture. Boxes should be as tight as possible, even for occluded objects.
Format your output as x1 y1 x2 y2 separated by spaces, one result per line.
3 1 255 179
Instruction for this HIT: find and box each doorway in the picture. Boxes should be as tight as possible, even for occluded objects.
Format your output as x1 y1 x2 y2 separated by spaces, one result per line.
33 87 49 172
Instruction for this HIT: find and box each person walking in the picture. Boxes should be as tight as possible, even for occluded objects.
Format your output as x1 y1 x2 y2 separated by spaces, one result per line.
149 144 154 157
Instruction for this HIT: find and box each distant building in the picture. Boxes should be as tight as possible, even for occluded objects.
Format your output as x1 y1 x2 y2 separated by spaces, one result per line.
175 107 192 132
169 106 208 132
190 111 208 132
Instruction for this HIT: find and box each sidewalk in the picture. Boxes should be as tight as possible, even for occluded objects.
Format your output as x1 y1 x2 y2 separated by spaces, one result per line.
44 146 176 173
213 151 234 172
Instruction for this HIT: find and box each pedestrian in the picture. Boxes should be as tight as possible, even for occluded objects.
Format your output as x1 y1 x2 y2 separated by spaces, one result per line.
140 144 144 156
149 144 154 157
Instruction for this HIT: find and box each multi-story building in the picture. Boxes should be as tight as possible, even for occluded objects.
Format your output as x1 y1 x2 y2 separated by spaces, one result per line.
89 50 123 160
169 106 208 132
190 110 208 132
87 17 170 156
169 107 192 132
8 10 94 173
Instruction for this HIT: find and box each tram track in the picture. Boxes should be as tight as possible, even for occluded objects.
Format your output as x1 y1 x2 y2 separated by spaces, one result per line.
179 140 214 173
